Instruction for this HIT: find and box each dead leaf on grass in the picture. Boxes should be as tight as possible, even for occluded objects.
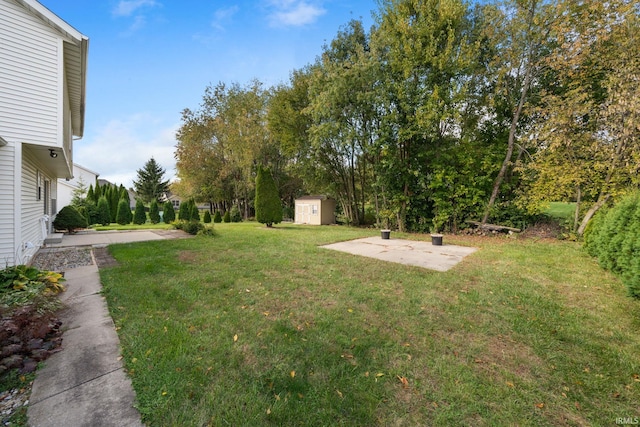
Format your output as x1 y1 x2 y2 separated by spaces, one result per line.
397 376 409 389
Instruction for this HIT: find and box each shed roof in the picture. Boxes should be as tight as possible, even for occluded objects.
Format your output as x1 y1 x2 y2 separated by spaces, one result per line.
296 195 333 201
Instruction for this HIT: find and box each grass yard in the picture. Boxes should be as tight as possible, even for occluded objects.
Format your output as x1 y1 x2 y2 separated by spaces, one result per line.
100 223 640 426
92 223 173 231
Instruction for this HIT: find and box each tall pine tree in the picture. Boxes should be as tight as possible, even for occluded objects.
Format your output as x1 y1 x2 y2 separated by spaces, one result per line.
133 157 170 204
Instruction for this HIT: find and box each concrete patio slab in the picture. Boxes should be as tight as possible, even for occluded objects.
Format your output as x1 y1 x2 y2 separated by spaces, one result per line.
321 236 477 272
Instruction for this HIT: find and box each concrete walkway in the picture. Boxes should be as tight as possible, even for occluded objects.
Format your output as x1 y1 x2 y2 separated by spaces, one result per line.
321 236 478 272
28 230 190 427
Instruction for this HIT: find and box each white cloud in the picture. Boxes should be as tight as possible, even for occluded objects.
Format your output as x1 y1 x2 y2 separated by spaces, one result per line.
212 6 239 31
75 114 178 189
267 0 326 27
112 0 160 17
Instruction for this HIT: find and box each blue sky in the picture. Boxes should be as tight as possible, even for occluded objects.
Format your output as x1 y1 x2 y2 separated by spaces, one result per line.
38 0 376 188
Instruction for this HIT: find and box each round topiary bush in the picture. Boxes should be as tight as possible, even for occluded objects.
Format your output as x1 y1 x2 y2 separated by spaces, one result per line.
203 211 212 223
213 211 222 223
223 210 231 223
53 205 88 233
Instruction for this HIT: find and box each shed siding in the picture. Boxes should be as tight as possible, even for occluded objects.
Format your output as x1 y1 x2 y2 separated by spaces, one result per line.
0 144 16 264
0 0 60 146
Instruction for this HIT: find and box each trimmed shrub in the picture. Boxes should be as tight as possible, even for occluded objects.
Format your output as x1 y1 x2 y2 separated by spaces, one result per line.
223 210 231 223
96 196 111 226
213 211 222 223
230 205 242 222
178 202 190 221
173 219 204 235
198 224 216 236
163 201 175 223
255 165 282 227
203 211 212 223
53 205 87 233
584 191 640 298
133 200 147 225
149 200 161 224
190 203 201 222
116 198 132 225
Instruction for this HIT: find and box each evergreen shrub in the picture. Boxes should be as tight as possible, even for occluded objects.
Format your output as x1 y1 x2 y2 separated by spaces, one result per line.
584 191 640 298
178 202 190 220
116 199 132 225
96 196 111 226
163 201 175 223
255 165 282 227
230 205 242 222
213 211 222 223
52 205 87 233
173 220 204 235
149 200 161 224
133 200 147 225
203 211 212 223
190 202 201 222
223 210 231 223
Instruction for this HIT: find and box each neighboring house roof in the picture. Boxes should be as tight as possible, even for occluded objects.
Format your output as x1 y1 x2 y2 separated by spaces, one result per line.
296 195 333 201
73 163 100 178
15 0 88 138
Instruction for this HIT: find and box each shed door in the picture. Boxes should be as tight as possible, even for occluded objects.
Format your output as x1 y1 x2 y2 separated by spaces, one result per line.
297 203 311 224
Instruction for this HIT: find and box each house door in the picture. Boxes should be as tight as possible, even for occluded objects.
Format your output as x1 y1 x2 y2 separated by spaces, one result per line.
43 179 50 216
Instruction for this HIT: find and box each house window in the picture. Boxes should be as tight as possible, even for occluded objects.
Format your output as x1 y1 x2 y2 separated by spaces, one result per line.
36 170 42 200
311 204 318 215
173 200 180 208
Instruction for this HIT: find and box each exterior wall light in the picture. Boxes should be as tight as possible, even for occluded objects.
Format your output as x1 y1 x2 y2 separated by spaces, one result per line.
49 149 58 158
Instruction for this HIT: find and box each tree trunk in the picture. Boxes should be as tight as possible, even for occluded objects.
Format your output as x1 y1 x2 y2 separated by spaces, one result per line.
482 67 533 224
573 185 581 233
577 194 610 236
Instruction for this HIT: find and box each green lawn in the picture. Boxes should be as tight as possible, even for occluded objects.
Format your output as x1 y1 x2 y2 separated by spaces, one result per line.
92 222 173 231
545 202 577 221
100 223 640 426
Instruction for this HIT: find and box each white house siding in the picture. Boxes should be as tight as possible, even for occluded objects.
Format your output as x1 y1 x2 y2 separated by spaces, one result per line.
0 144 16 266
0 0 60 146
20 150 53 264
57 164 99 209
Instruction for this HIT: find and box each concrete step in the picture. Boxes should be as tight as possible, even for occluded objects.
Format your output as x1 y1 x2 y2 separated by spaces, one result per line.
44 233 64 244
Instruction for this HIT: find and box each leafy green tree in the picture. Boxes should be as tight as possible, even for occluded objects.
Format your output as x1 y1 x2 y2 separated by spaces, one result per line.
371 0 478 231
96 196 111 226
133 200 147 225
163 201 175 223
149 200 161 224
133 157 170 204
203 211 212 223
116 198 132 225
255 165 282 227
305 20 378 226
